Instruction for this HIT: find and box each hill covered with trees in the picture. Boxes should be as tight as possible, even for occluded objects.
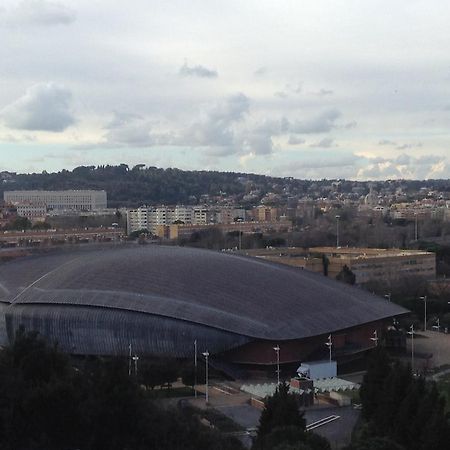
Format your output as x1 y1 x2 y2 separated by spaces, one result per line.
0 165 309 207
2 164 449 208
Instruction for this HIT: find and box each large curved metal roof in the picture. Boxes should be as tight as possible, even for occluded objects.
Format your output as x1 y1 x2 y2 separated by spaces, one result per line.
0 245 407 340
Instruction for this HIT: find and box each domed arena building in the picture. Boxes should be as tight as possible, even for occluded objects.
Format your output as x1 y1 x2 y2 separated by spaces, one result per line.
0 246 407 371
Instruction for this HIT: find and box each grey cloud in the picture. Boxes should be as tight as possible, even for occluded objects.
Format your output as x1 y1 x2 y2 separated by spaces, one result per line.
178 93 249 149
254 67 267 76
396 142 422 150
288 135 306 145
343 121 357 129
309 137 336 148
395 154 411 165
2 0 76 26
316 88 334 96
358 153 447 180
103 113 154 147
1 82 75 132
242 134 273 155
378 139 397 146
274 152 364 179
179 62 218 78
274 91 288 99
289 109 341 134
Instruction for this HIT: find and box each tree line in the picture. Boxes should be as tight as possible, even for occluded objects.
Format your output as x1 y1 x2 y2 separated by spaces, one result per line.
0 329 243 450
346 347 450 450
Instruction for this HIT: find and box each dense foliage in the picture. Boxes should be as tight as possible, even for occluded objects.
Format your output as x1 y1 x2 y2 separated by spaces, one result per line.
3 164 450 208
0 165 309 207
253 383 330 450
348 347 450 450
0 329 244 450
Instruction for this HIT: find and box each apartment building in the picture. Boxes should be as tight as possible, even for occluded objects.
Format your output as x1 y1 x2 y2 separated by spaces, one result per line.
127 205 213 233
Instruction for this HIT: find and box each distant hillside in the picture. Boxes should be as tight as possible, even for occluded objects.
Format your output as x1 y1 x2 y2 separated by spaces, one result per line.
1 164 449 208
0 164 308 207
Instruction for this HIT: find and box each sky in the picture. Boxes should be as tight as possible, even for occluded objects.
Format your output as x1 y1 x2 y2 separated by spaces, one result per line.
0 0 449 180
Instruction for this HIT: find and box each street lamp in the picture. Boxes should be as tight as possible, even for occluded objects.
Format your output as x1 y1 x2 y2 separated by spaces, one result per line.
325 334 332 363
432 318 440 332
335 215 340 248
273 345 280 385
132 354 139 376
407 324 415 372
128 343 132 376
202 350 209 404
414 213 418 241
194 340 198 398
370 330 379 346
420 296 427 331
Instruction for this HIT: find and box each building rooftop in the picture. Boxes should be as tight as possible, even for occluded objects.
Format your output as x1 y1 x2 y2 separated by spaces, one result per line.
0 245 407 341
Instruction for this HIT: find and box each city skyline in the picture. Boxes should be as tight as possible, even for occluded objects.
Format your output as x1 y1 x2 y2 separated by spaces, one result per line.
1 0 450 180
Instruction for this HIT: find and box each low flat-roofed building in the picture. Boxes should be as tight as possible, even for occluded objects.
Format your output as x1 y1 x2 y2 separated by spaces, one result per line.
4 190 107 212
243 246 436 285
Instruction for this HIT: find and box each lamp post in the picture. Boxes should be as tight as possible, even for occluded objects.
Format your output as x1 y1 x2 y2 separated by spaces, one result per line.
407 324 415 372
194 340 198 398
420 296 427 331
128 343 132 376
335 215 340 248
414 213 418 241
432 318 440 332
370 330 379 346
273 345 280 385
202 350 209 404
132 354 139 376
325 334 332 363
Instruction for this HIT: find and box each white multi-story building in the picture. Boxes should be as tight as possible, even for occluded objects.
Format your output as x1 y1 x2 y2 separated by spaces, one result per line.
4 190 107 212
15 203 47 220
127 205 214 233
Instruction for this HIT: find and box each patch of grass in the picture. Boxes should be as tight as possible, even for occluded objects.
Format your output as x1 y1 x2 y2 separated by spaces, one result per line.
202 408 244 432
146 386 195 399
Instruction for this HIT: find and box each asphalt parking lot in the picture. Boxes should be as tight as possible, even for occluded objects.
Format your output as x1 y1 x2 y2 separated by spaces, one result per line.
216 403 360 449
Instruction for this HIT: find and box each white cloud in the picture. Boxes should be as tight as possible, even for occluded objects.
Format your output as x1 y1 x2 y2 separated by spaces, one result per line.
309 137 336 148
288 135 306 145
288 109 341 134
315 88 333 96
179 62 218 78
1 82 75 132
178 93 249 149
1 0 76 26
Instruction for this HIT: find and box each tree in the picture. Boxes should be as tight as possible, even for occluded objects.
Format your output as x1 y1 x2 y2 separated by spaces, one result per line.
360 347 391 420
253 383 308 450
336 264 356 285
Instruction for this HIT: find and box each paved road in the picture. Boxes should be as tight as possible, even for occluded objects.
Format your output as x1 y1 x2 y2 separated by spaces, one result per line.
406 330 450 370
216 403 359 450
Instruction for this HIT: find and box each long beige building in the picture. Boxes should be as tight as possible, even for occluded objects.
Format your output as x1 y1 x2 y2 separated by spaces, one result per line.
4 190 107 212
244 246 436 285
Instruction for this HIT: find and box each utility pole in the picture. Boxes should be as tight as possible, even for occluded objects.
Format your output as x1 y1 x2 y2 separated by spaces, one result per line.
128 343 132 376
335 215 340 248
132 354 139 376
325 334 332 363
273 345 280 385
420 296 427 331
202 351 209 404
407 324 415 372
194 340 198 398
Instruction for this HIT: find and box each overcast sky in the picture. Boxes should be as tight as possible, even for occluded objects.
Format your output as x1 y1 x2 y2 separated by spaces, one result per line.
1 0 449 180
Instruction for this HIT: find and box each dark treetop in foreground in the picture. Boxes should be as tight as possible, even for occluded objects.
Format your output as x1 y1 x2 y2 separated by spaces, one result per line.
0 329 244 450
